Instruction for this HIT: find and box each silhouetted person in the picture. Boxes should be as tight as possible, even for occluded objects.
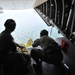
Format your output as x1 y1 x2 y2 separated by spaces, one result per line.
0 19 31 75
31 29 63 69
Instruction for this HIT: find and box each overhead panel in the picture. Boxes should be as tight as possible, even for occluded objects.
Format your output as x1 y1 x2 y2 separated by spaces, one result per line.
0 0 47 10
11 0 35 9
34 0 47 8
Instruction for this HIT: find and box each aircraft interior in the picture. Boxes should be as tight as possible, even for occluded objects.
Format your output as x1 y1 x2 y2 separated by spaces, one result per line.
0 0 75 75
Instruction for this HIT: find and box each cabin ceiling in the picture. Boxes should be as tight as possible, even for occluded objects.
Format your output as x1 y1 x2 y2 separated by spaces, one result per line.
0 0 47 10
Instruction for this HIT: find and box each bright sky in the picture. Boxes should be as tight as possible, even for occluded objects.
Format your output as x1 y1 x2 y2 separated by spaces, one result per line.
0 9 63 44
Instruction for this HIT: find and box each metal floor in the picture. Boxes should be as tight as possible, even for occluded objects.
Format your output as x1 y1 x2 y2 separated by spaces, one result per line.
29 61 71 75
0 61 72 75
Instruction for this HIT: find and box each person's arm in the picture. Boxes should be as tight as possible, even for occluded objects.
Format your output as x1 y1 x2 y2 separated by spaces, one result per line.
15 42 25 49
32 39 40 47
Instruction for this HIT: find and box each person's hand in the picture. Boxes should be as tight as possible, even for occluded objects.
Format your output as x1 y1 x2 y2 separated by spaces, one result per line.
19 45 25 49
